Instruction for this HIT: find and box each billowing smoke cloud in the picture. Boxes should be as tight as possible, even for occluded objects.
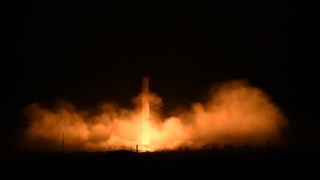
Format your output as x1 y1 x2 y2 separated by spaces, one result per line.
23 80 287 151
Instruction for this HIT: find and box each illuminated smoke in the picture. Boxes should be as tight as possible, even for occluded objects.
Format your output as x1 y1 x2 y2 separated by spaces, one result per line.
23 80 287 152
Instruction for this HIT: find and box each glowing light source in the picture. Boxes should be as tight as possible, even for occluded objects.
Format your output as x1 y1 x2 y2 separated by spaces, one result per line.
23 79 288 152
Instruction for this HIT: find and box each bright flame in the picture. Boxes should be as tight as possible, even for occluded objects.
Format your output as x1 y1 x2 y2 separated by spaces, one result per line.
142 126 150 145
22 80 288 152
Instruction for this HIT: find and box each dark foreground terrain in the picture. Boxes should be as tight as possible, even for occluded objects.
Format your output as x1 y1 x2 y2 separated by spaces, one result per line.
1 147 319 178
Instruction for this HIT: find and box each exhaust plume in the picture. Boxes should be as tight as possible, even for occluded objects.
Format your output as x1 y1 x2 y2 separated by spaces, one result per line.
23 80 287 152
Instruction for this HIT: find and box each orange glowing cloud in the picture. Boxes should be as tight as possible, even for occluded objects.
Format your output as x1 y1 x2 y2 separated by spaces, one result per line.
23 80 287 152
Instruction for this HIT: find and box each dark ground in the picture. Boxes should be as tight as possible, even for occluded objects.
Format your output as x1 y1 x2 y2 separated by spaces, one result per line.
2 147 319 178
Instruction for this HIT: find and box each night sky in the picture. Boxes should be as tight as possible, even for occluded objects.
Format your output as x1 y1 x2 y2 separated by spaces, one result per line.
3 3 315 151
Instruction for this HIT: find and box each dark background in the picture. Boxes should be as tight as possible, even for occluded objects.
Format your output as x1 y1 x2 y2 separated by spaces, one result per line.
2 2 315 152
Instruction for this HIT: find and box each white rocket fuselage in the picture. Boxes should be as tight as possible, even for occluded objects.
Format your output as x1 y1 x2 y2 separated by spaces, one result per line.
141 77 150 145
142 77 149 122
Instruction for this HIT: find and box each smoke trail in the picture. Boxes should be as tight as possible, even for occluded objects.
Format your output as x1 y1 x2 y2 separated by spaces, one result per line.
22 80 287 151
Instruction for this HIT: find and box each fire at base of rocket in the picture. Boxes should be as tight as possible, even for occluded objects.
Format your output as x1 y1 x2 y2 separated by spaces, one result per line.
23 78 287 152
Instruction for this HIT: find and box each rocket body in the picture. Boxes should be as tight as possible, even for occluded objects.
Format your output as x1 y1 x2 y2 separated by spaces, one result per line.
142 77 149 122
141 76 150 146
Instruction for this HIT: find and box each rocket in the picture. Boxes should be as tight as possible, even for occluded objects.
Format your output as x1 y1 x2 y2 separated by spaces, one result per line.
141 76 150 146
142 76 149 122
